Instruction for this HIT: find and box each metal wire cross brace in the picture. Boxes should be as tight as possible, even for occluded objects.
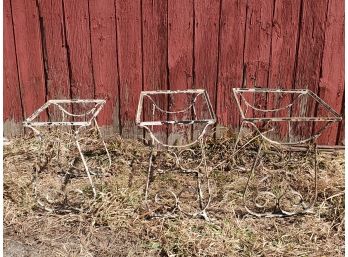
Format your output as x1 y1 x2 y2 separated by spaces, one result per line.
136 89 216 219
23 99 111 205
232 88 342 217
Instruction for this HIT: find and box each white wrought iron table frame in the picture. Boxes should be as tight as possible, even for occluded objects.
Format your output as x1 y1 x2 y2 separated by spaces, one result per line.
136 89 216 219
23 99 111 201
232 88 342 217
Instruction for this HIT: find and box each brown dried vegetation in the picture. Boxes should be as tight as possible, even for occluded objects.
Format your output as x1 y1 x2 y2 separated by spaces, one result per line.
4 129 344 256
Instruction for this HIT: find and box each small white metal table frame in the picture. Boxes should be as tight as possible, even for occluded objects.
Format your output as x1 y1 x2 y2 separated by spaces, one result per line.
136 89 216 219
232 88 342 217
23 99 111 202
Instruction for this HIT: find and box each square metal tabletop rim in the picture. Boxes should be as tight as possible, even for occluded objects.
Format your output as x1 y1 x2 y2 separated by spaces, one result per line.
232 87 342 120
233 88 309 93
23 121 93 127
136 89 216 125
139 89 206 95
23 99 106 126
48 99 106 104
137 119 216 126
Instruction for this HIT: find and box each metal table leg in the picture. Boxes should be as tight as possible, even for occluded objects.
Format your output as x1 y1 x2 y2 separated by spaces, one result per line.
144 138 212 220
241 140 318 217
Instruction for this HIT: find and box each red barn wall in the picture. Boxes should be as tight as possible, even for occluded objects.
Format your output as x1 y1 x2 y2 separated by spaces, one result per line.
4 0 344 145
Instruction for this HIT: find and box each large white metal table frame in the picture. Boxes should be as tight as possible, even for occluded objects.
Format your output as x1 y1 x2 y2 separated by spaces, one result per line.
232 88 342 217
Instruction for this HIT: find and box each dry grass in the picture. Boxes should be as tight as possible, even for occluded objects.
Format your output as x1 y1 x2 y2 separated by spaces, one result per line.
3 129 344 257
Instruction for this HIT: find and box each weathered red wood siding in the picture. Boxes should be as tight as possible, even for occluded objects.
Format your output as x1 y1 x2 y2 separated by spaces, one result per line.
293 0 329 141
89 0 120 132
142 0 168 142
37 0 70 101
317 0 344 145
115 0 142 138
11 0 47 119
267 0 301 139
243 0 274 113
168 0 194 107
167 0 194 141
142 0 168 95
4 0 344 145
216 0 246 129
63 0 95 100
4 0 23 135
194 0 220 117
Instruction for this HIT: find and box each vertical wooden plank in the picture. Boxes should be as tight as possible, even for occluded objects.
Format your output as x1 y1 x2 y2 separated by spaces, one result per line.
142 0 168 92
167 0 193 142
216 0 247 129
194 0 220 115
294 0 328 94
37 0 70 101
11 0 46 119
268 0 301 91
142 0 168 142
168 0 193 92
267 0 301 139
316 0 344 145
4 0 23 136
89 0 120 133
293 0 328 139
115 0 142 137
243 0 274 111
62 0 94 100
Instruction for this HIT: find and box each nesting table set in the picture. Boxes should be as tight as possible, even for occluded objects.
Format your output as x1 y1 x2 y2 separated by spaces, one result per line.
23 88 342 218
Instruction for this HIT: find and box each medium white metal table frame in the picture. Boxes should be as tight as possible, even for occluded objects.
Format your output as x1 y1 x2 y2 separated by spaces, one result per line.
136 89 216 219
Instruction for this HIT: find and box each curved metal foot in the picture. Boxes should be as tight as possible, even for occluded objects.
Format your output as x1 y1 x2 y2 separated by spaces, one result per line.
243 142 318 217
